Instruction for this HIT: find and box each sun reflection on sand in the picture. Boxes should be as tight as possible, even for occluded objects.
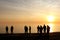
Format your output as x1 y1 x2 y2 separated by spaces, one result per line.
48 23 54 32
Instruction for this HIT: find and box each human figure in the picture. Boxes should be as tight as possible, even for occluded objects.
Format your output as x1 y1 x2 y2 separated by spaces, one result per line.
47 25 50 34
6 26 8 33
24 25 28 33
29 26 31 33
46 25 50 40
37 25 40 33
11 26 14 34
43 24 46 33
40 25 43 34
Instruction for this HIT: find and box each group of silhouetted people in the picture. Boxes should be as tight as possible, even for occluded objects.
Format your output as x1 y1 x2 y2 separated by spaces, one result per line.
5 24 50 34
6 26 14 34
24 24 50 34
37 24 50 34
24 25 31 33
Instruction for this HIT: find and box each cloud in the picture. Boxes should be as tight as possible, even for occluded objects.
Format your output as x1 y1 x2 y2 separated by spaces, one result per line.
0 0 60 18
0 0 60 10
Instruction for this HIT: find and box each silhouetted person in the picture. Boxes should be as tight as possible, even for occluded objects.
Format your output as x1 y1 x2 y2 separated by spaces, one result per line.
24 25 28 33
37 25 40 33
43 24 46 33
29 26 31 33
40 25 43 34
6 26 8 33
47 25 50 34
11 26 14 34
38 25 43 39
46 25 50 40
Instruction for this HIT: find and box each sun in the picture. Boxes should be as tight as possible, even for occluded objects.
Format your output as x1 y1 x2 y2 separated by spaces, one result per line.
47 16 54 22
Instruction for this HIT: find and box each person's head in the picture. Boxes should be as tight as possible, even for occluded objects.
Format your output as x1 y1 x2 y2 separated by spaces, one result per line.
40 25 42 27
24 25 27 27
11 26 13 27
47 25 49 27
6 26 8 28
29 26 31 27
38 25 39 27
44 24 46 26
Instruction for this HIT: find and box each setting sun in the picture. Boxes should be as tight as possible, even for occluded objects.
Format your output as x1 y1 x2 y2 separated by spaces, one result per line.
47 16 54 22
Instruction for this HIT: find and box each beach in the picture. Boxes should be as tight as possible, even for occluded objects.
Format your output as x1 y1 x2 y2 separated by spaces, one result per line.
0 32 60 40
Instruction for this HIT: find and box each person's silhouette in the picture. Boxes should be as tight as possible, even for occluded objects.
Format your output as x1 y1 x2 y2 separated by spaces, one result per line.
29 26 31 33
24 25 28 33
46 25 50 40
43 24 46 33
11 26 14 34
6 26 8 33
40 25 43 34
37 25 40 33
47 25 50 34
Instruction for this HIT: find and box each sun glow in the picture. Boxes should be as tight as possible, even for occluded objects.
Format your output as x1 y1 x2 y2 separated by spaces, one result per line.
47 16 54 22
48 23 54 32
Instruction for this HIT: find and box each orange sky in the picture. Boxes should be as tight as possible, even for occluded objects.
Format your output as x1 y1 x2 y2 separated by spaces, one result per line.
0 0 60 24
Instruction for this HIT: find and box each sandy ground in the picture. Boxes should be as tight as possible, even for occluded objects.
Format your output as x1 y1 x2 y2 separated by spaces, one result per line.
0 32 60 40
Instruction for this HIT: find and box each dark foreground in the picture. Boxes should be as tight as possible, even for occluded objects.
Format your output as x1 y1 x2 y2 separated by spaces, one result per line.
0 32 60 40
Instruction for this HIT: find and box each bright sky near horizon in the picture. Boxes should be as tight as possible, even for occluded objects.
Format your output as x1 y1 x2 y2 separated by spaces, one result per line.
0 0 60 24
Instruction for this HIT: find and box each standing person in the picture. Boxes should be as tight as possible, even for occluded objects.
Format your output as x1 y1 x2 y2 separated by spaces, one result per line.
29 26 31 33
6 26 8 33
11 26 14 34
47 25 50 40
24 25 28 33
47 25 50 34
37 25 40 33
40 25 43 34
43 24 46 33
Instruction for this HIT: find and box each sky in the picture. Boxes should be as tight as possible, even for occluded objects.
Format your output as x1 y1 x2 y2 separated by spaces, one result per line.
0 0 60 33
0 0 60 24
